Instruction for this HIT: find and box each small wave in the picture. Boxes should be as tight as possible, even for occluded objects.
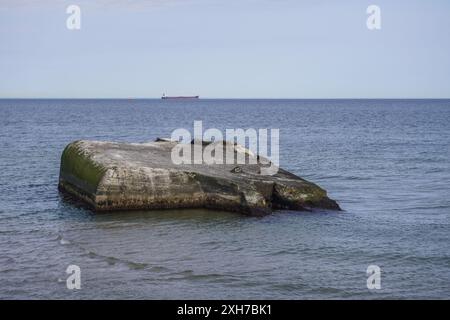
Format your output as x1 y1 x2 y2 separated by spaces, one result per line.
60 238 70 245
56 235 71 245
149 266 170 273
403 204 450 210
84 250 149 270
268 248 300 256
163 271 237 284
55 233 151 270
170 269 194 276
187 273 226 281
270 282 309 291
317 175 372 181
343 176 372 181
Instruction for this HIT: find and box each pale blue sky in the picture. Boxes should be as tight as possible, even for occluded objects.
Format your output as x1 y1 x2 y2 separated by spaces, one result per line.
1 0 450 98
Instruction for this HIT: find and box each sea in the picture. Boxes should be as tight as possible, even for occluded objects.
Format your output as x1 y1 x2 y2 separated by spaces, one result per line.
0 99 449 299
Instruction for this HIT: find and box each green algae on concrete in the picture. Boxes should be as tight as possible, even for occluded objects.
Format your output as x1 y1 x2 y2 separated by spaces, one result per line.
60 141 107 190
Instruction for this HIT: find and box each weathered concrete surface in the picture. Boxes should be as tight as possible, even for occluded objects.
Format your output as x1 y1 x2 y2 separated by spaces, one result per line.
58 139 340 216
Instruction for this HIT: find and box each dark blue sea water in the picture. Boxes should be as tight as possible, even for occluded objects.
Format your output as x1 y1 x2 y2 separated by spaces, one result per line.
0 99 449 299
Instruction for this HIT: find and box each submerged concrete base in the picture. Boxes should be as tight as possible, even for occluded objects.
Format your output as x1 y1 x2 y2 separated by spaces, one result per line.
58 139 340 216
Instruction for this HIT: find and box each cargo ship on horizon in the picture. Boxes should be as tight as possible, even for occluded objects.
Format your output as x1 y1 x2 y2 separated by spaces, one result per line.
161 93 199 100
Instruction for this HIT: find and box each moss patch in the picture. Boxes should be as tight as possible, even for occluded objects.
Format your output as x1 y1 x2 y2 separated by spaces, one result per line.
60 141 107 190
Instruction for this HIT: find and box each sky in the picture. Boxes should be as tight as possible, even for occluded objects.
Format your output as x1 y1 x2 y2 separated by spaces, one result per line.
1 0 450 98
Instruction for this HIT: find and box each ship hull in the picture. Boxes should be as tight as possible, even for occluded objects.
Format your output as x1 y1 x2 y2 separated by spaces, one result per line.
162 96 199 100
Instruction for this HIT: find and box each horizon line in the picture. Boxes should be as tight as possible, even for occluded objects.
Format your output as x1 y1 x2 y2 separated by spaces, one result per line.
1 97 450 100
